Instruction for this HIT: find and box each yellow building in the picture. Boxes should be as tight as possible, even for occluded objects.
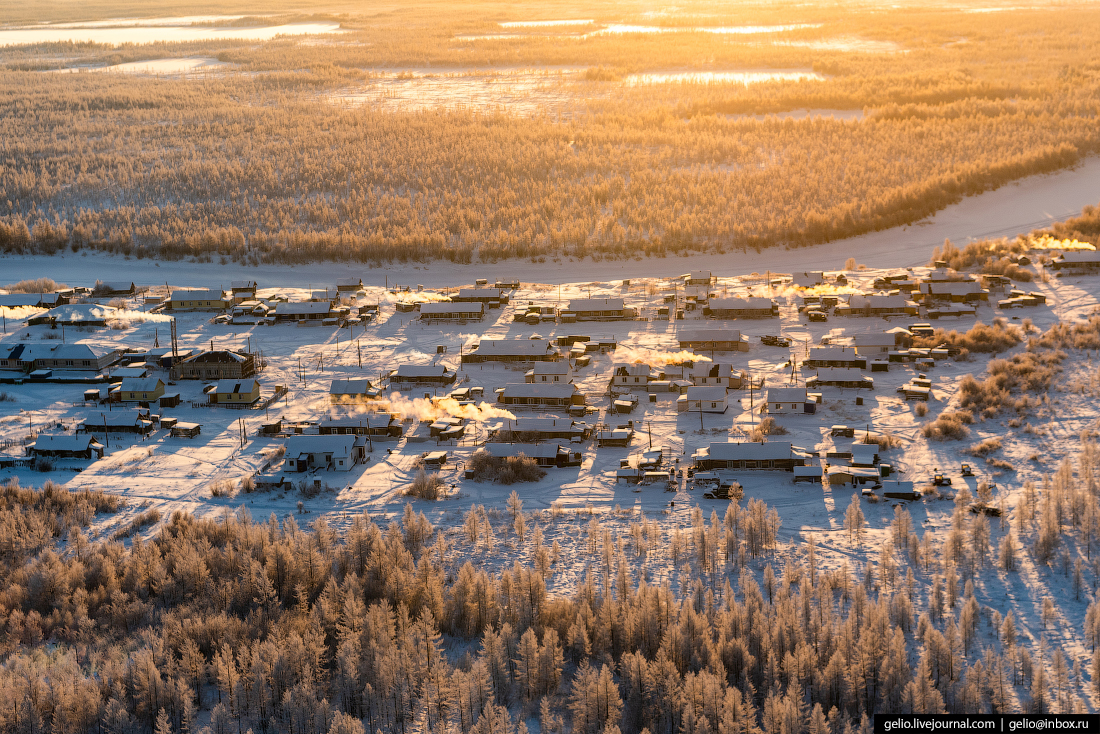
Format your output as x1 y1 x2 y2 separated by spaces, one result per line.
166 289 228 311
119 377 165 402
212 378 260 405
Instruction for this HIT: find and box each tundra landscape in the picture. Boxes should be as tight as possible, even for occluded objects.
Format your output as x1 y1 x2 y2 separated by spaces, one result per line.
3 1 1100 732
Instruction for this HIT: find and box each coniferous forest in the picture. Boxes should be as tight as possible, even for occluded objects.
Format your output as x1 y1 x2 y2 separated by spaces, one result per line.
4 457 1100 734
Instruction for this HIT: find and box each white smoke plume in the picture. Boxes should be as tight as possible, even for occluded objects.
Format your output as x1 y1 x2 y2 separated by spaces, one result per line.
388 291 454 308
379 392 517 422
780 283 864 299
1026 234 1096 251
614 346 712 365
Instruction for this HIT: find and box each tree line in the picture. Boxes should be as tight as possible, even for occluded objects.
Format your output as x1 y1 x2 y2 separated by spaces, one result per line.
1 453 1099 733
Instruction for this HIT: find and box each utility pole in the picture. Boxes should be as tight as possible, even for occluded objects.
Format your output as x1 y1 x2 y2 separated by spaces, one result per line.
357 341 361 368
749 371 756 428
647 421 653 449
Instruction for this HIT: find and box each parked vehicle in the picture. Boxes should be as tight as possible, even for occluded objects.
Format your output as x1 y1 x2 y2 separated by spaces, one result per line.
761 335 791 347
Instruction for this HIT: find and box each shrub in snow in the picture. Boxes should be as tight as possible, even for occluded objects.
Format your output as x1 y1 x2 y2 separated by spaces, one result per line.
921 411 973 441
966 437 1002 456
406 468 446 500
467 450 546 485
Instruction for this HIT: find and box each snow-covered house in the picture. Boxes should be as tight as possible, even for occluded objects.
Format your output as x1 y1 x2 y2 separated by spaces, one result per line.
766 387 811 415
171 350 256 380
283 435 361 472
166 289 228 311
212 379 261 405
0 343 123 372
1050 250 1100 271
488 416 587 442
98 281 136 296
677 329 749 352
792 272 825 287
27 434 104 460
462 339 559 364
336 277 364 293
804 347 867 369
329 379 380 403
525 362 572 383
481 443 583 468
850 330 911 355
919 280 988 303
76 413 153 435
705 297 778 319
318 411 402 438
389 364 458 386
690 363 742 389
611 363 658 390
418 302 484 322
564 298 628 321
274 301 333 323
230 281 258 302
850 444 880 467
807 368 874 389
692 442 807 471
119 377 165 403
0 293 63 308
497 383 584 409
835 294 917 317
453 288 508 305
684 271 715 286
27 303 118 328
677 385 728 413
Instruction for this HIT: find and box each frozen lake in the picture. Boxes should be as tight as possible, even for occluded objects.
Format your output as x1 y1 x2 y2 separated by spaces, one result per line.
0 19 346 46
624 70 823 86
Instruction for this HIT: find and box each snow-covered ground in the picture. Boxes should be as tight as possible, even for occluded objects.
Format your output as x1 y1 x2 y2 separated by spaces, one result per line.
3 170 1100 708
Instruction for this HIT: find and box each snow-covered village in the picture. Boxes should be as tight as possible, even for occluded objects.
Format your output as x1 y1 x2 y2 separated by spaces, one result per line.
6 0 1100 731
5 213 1100 729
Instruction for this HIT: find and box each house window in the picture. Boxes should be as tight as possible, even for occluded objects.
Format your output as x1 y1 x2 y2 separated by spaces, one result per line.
745 461 757 469
774 404 780 410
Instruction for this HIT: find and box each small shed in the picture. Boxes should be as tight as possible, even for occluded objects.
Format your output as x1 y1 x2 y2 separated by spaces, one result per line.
793 465 823 483
171 422 201 438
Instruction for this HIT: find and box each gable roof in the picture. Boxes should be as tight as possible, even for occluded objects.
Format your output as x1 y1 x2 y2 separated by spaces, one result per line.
685 385 727 400
567 298 625 312
766 387 807 403
471 339 554 356
215 378 259 394
699 441 798 461
119 377 163 392
330 379 375 395
708 297 774 310
168 289 225 301
420 302 483 314
678 329 744 342
275 301 332 315
393 364 454 377
285 434 355 458
31 434 102 452
499 383 578 398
